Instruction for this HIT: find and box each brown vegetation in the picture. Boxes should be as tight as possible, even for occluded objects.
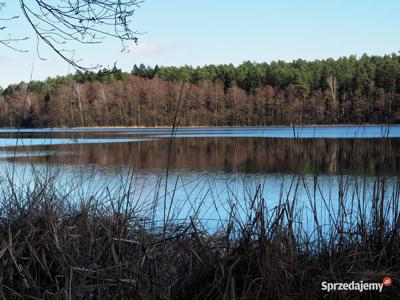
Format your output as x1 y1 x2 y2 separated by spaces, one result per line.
1 75 399 128
0 137 400 299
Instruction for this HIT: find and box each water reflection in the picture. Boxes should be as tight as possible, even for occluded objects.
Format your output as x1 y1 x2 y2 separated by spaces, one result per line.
1 128 399 233
2 137 399 175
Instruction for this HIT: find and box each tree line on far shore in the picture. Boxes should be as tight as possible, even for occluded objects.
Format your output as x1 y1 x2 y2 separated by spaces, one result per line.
1 53 400 127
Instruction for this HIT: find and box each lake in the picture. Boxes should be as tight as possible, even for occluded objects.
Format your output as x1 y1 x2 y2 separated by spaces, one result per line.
1 125 399 232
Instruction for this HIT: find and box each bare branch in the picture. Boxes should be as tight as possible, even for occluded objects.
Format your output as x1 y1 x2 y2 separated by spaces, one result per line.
1 0 143 70
0 2 28 52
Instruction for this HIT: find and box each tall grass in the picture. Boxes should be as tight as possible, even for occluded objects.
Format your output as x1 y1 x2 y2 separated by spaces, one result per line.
0 146 399 300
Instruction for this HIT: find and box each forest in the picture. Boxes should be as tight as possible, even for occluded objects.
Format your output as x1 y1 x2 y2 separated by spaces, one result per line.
1 53 400 127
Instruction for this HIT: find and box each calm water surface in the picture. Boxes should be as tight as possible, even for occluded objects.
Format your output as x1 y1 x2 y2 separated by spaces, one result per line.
1 125 399 231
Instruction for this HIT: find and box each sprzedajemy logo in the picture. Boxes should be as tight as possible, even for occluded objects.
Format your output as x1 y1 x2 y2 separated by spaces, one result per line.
321 277 392 293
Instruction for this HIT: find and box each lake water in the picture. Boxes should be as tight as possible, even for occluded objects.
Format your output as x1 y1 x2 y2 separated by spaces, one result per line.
1 125 399 232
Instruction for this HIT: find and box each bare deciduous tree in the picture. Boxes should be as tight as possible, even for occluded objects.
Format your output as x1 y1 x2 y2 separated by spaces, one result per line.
327 73 338 122
0 0 142 70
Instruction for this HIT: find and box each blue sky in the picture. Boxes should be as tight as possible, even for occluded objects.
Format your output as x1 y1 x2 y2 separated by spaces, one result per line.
1 0 400 87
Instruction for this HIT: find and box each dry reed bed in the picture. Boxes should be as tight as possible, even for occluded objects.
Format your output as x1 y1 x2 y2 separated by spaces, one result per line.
0 172 399 300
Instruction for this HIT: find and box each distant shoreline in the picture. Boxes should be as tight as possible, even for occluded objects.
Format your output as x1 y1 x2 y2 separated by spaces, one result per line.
0 123 398 130
29 123 400 130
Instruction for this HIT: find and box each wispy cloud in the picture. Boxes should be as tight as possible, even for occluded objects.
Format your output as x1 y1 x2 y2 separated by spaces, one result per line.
128 41 186 56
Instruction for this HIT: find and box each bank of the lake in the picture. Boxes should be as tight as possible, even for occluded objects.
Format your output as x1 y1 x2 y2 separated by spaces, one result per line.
0 125 399 299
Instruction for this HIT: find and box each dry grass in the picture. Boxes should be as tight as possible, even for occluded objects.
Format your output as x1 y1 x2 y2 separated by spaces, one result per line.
1 120 399 299
0 169 399 300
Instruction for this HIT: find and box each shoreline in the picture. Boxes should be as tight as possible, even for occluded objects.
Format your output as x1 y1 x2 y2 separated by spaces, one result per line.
72 123 398 129
0 123 398 130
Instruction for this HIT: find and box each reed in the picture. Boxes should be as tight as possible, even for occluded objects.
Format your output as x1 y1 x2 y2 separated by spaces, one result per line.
0 154 399 299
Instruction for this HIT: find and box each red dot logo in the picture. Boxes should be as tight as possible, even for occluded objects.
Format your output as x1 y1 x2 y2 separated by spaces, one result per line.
383 277 392 287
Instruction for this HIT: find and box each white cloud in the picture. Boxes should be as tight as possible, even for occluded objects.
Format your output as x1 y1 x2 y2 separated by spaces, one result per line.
128 41 186 56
